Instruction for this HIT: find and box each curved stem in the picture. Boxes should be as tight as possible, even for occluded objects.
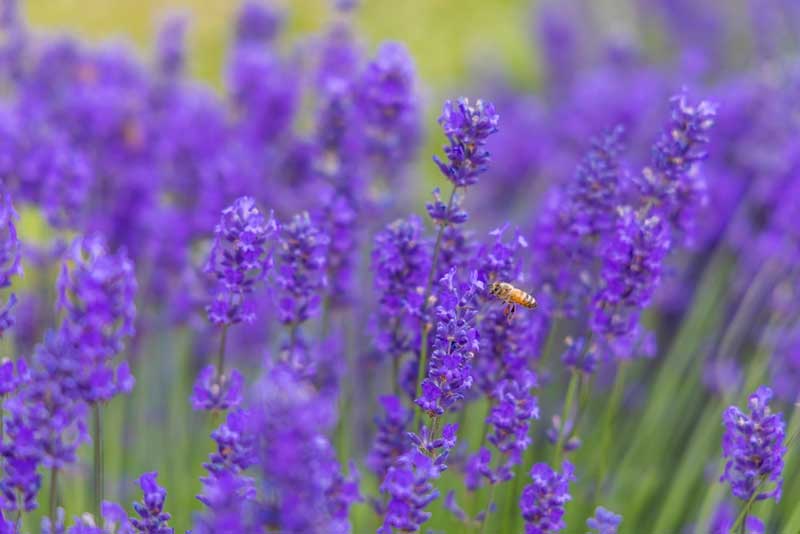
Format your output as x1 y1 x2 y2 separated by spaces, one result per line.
554 371 579 466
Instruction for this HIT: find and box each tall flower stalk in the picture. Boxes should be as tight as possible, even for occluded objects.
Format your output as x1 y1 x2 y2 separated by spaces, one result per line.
413 98 499 413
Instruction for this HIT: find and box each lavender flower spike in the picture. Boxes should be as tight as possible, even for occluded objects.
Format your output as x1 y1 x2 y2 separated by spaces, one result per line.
586 506 622 534
205 196 277 326
131 472 173 533
519 461 575 534
721 385 786 502
433 98 500 188
415 269 481 417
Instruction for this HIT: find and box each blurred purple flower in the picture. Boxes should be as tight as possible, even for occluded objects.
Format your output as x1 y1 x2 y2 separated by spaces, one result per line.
367 395 412 480
586 506 622 534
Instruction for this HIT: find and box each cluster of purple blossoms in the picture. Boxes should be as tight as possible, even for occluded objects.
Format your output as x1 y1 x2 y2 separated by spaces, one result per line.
371 215 430 385
198 408 256 504
721 385 786 502
357 42 420 183
590 206 671 344
193 196 276 412
275 212 329 327
486 372 540 467
586 506 622 534
57 236 137 370
473 226 535 390
640 94 717 242
0 186 21 337
190 365 243 412
367 395 412 480
204 196 277 327
249 362 360 533
426 98 499 236
130 472 173 534
377 450 448 534
415 269 480 417
519 461 575 534
530 126 626 319
433 98 500 188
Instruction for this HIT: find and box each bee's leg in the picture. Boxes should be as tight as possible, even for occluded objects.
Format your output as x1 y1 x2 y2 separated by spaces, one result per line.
506 304 516 322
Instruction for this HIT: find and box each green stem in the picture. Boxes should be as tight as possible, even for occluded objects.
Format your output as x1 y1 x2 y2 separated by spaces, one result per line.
92 404 103 520
413 184 458 430
49 467 58 524
478 482 498 534
536 316 560 371
554 371 579 466
595 363 628 496
215 324 229 378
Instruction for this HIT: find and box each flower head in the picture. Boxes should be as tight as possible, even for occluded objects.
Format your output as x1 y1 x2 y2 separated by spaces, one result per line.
57 235 137 362
357 42 420 181
275 212 329 325
586 506 621 534
205 196 277 326
367 395 412 479
519 461 575 534
433 98 499 187
131 472 173 534
415 269 481 417
721 385 786 502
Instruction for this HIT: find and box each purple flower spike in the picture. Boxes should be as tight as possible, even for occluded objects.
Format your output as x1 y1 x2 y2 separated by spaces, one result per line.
367 395 412 479
234 1 282 46
205 196 276 326
190 365 244 412
433 98 500 188
721 385 786 502
275 211 329 326
371 216 431 367
586 506 622 534
415 269 481 417
378 451 442 534
358 42 420 181
131 472 173 534
591 207 670 344
155 15 187 81
519 461 575 534
638 93 717 240
0 186 21 290
0 186 21 337
57 235 137 362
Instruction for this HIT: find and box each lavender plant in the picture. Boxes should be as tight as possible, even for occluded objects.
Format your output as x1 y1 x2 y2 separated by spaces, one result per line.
0 1 797 533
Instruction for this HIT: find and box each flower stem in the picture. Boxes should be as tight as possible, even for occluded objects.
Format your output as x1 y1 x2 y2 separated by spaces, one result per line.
49 467 58 524
554 370 579 466
595 362 628 496
478 482 498 534
413 184 458 430
92 403 103 520
216 324 229 378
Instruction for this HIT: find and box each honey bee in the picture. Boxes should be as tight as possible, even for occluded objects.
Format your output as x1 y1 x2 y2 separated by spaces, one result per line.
488 281 537 320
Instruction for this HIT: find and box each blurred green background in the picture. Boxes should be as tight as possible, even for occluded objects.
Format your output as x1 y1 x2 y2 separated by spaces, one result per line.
24 0 539 95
